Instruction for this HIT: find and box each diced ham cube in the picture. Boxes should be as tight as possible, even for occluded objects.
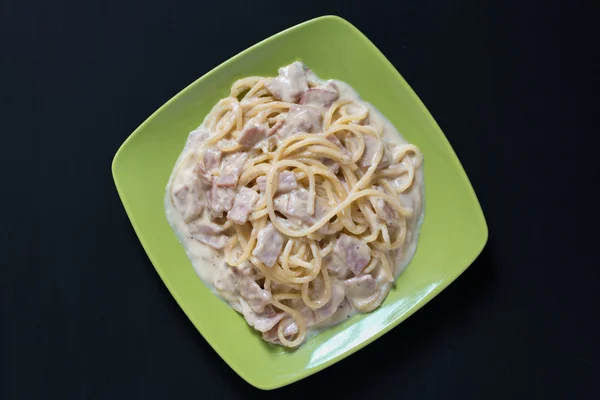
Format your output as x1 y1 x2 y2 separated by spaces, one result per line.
214 174 237 187
264 62 308 103
213 262 239 306
193 162 213 186
215 152 248 187
239 300 284 333
282 320 299 337
345 275 378 296
372 185 396 223
213 262 237 293
276 105 323 140
273 188 330 233
203 148 222 171
273 188 311 218
326 134 351 156
326 133 344 148
184 202 203 223
188 221 226 235
179 193 203 223
344 274 381 311
252 222 285 267
377 142 397 170
322 158 340 174
325 254 346 277
326 298 353 326
184 128 210 152
262 318 299 343
333 234 371 275
278 171 298 191
206 184 236 218
360 135 381 168
299 87 339 108
227 187 259 225
174 183 206 222
173 185 189 213
256 171 298 193
236 277 272 313
229 261 262 279
237 124 267 149
188 222 228 248
324 134 350 170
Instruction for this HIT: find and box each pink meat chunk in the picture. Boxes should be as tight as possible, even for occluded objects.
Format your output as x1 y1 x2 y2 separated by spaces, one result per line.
239 300 284 333
206 184 236 218
173 185 190 214
188 221 226 235
372 185 396 223
214 152 248 187
188 221 228 249
325 254 347 277
333 234 371 275
273 188 312 218
237 124 267 149
360 135 382 168
273 188 331 233
273 188 328 220
299 87 339 108
262 319 299 344
213 262 238 295
184 202 204 222
193 162 213 186
227 187 259 225
264 62 308 103
377 142 398 170
203 148 222 171
276 105 323 140
256 171 298 193
344 274 379 303
326 134 351 156
184 128 210 151
232 261 263 280
174 185 204 222
322 158 340 174
236 277 272 313
252 222 285 267
313 283 346 325
327 299 353 326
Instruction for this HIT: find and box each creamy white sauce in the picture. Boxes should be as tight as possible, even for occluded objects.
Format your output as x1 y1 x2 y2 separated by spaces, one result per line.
165 65 425 343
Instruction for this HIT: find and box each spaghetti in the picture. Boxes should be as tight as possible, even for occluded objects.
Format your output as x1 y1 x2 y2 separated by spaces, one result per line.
165 63 424 347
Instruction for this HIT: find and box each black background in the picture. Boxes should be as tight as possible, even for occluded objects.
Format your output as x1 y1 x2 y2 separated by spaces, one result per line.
1 0 596 399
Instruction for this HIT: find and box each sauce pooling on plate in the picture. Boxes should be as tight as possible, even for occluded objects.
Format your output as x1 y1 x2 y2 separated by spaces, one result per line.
165 63 424 347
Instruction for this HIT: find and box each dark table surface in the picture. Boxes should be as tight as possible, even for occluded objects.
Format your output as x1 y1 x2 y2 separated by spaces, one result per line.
1 0 595 399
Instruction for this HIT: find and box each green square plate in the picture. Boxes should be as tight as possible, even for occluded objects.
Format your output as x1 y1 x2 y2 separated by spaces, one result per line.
112 15 488 390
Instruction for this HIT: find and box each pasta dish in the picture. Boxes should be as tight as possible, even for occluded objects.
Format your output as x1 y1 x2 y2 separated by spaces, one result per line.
165 62 424 347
